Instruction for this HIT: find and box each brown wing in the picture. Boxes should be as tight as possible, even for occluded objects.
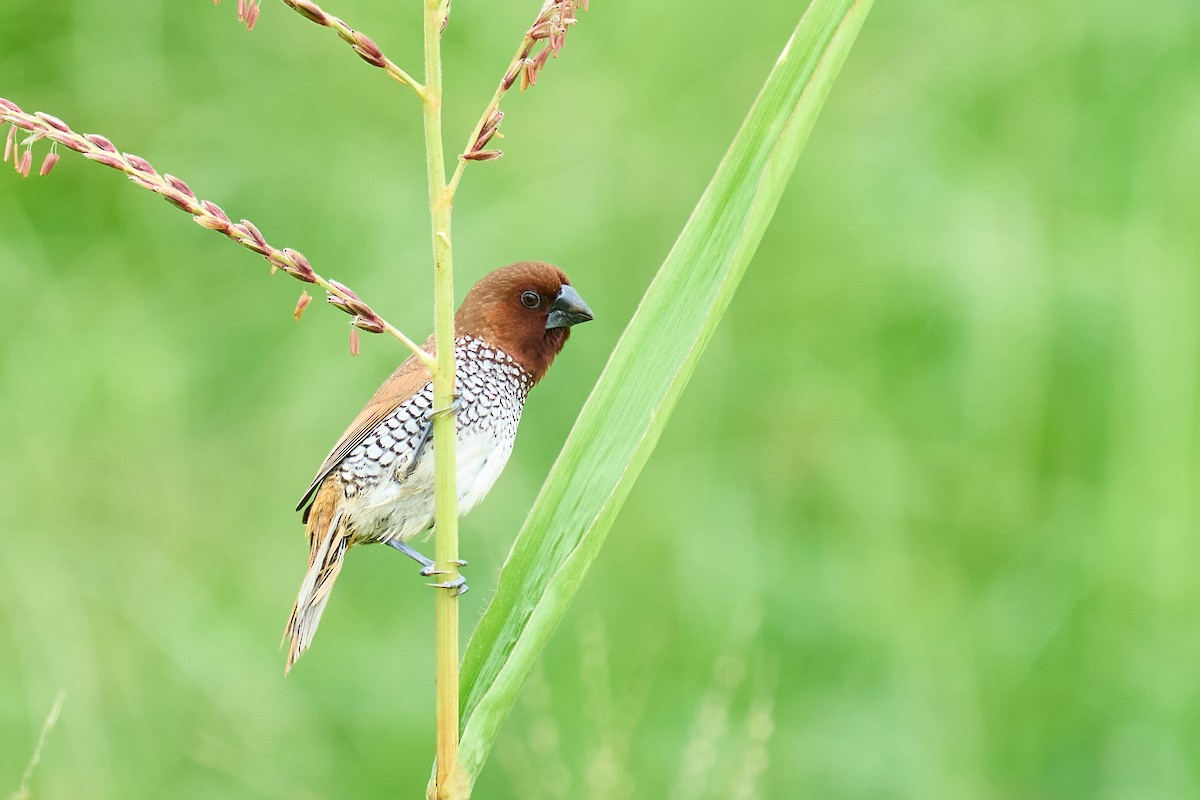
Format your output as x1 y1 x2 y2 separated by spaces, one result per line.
296 346 433 515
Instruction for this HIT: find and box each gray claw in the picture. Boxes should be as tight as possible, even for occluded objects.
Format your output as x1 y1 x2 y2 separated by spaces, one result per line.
427 575 469 595
424 391 464 422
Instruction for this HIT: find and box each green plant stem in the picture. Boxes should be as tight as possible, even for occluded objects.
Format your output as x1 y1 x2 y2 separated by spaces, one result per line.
420 0 463 797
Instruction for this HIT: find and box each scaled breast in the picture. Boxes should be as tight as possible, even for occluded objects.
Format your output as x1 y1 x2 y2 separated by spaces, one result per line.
337 336 533 504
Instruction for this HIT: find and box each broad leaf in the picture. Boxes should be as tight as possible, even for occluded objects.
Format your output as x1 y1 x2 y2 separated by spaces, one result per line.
455 0 874 787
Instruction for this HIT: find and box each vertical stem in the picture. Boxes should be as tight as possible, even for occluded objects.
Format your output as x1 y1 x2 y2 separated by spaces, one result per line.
421 0 464 797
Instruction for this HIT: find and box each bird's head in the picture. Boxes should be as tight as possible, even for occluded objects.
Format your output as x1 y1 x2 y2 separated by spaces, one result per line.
455 261 594 383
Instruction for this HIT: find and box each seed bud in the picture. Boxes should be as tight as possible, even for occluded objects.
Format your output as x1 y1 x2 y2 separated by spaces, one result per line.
84 133 118 153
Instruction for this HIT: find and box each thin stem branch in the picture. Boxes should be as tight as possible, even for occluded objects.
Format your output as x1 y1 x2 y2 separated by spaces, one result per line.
420 0 465 797
446 0 586 196
281 0 426 97
0 99 435 370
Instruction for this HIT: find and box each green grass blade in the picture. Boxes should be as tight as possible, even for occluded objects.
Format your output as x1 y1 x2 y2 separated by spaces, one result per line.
456 0 874 785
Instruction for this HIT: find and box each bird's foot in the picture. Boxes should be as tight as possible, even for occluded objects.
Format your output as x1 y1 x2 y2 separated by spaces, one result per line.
388 540 468 589
425 391 463 422
428 574 470 596
417 558 467 577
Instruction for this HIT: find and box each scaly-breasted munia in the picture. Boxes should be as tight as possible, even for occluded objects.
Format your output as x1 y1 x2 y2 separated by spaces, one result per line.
285 261 593 670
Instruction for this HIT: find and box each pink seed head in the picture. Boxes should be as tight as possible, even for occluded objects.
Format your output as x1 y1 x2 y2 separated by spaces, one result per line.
351 315 386 334
474 110 504 150
47 132 88 153
328 279 360 301
240 219 268 248
128 174 162 191
281 248 317 283
352 45 386 69
326 289 371 318
6 116 37 133
82 151 125 170
461 149 502 162
194 214 232 232
201 200 231 223
34 112 70 133
84 133 118 153
231 224 270 255
353 33 384 60
282 248 309 270
289 0 327 25
122 153 157 175
162 191 195 212
164 174 196 199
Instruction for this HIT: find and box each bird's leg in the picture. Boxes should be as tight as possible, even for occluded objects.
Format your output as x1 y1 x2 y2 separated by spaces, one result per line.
385 538 469 595
387 538 437 573
394 391 469 595
401 391 463 480
386 539 466 573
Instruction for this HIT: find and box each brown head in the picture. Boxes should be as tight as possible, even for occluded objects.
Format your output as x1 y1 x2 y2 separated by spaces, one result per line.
454 261 594 383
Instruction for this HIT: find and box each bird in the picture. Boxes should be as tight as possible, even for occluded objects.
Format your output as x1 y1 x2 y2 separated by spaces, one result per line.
284 261 593 671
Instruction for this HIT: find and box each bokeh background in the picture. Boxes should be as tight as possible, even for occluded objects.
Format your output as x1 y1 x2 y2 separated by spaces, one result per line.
2 1 1199 797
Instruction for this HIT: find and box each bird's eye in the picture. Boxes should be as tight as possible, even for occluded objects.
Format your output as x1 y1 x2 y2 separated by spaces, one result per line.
520 291 541 309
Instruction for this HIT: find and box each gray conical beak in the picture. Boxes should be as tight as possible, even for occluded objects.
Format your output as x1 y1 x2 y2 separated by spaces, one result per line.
546 284 594 329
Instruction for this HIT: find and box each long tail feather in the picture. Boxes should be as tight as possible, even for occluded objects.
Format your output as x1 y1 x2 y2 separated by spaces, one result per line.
284 486 349 673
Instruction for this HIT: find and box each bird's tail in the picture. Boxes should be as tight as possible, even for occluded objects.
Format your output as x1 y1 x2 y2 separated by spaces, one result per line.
284 487 349 673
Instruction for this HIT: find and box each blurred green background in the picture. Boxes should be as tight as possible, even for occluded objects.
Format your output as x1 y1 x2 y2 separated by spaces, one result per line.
2 1 1198 797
